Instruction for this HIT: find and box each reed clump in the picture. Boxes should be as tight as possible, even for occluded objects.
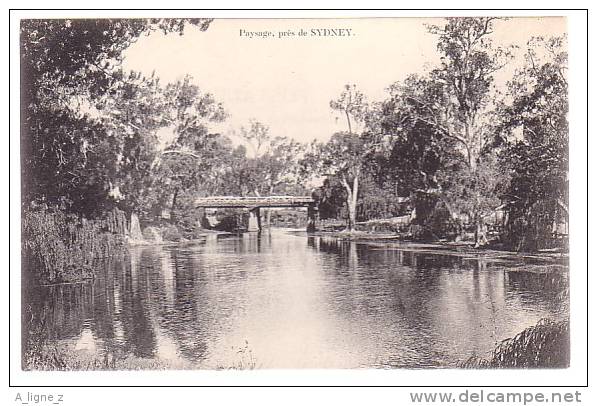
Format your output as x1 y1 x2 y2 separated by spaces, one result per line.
461 318 569 368
22 207 128 284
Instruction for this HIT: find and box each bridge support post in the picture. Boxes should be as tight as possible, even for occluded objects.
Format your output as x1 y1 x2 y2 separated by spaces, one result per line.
248 207 261 232
307 203 318 233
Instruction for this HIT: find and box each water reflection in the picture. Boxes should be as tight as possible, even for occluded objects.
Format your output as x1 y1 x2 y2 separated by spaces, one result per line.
24 230 568 369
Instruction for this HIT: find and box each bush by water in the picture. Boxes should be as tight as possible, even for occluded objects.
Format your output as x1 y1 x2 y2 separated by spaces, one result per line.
461 319 569 368
22 207 128 284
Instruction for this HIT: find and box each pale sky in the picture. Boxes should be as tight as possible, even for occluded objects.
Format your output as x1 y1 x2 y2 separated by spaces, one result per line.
122 17 566 145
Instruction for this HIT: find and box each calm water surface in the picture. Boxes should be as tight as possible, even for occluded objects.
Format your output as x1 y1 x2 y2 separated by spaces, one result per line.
24 229 568 369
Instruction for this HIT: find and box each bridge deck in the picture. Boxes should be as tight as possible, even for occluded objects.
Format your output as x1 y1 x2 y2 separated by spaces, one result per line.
195 196 315 208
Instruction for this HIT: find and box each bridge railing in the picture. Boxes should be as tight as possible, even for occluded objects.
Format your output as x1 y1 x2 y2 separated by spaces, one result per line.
195 196 315 208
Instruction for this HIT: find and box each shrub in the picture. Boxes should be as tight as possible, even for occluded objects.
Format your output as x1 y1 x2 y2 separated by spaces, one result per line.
161 224 183 242
22 207 127 284
461 319 569 368
410 192 459 240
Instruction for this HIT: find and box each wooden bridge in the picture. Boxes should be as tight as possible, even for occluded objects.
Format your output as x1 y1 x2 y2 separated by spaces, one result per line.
195 196 315 208
195 196 318 232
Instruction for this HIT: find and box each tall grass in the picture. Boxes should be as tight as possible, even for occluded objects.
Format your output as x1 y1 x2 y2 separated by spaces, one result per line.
461 319 569 368
22 207 128 284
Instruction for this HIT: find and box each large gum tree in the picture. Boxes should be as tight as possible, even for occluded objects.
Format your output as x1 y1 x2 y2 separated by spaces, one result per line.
395 18 514 246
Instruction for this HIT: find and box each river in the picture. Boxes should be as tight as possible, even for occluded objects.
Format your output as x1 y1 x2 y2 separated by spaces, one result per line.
22 229 568 369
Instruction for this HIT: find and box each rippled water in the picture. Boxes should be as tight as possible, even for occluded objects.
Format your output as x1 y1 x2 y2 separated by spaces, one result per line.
23 229 568 369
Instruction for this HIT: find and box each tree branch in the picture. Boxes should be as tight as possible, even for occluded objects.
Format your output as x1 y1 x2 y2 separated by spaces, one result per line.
161 150 201 159
404 96 472 158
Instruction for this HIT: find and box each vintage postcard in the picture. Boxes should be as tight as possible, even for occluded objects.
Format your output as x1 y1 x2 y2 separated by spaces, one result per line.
9 9 589 392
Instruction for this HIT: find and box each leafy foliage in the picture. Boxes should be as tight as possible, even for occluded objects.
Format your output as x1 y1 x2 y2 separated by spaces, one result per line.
222 120 306 197
21 18 212 216
498 36 568 250
461 319 569 368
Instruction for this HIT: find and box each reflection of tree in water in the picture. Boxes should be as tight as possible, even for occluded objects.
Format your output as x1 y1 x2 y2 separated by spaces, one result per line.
25 283 93 340
506 269 568 296
23 257 132 366
385 252 448 365
93 252 217 362
102 248 211 363
317 238 360 272
90 257 117 343
22 282 94 367
24 233 568 369
116 249 157 358
166 249 209 362
506 269 569 314
307 236 317 249
312 238 444 365
309 237 513 366
224 233 267 254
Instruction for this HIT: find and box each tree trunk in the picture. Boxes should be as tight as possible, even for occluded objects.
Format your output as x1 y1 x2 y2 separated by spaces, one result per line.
346 197 356 232
464 118 478 172
341 173 359 232
170 188 179 223
474 217 488 248
350 173 359 230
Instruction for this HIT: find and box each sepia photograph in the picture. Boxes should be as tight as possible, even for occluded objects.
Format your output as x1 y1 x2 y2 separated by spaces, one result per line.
17 13 574 376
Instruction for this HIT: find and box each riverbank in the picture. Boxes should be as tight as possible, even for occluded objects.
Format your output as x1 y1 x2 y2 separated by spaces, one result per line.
303 229 568 270
302 230 569 265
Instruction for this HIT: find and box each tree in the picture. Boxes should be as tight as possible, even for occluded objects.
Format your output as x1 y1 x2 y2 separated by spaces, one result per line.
92 72 171 218
237 120 306 195
216 145 261 197
376 76 448 197
497 35 568 250
329 84 366 134
302 85 371 231
388 18 514 245
233 120 306 226
20 18 212 216
151 76 227 222
257 136 305 195
240 119 271 157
